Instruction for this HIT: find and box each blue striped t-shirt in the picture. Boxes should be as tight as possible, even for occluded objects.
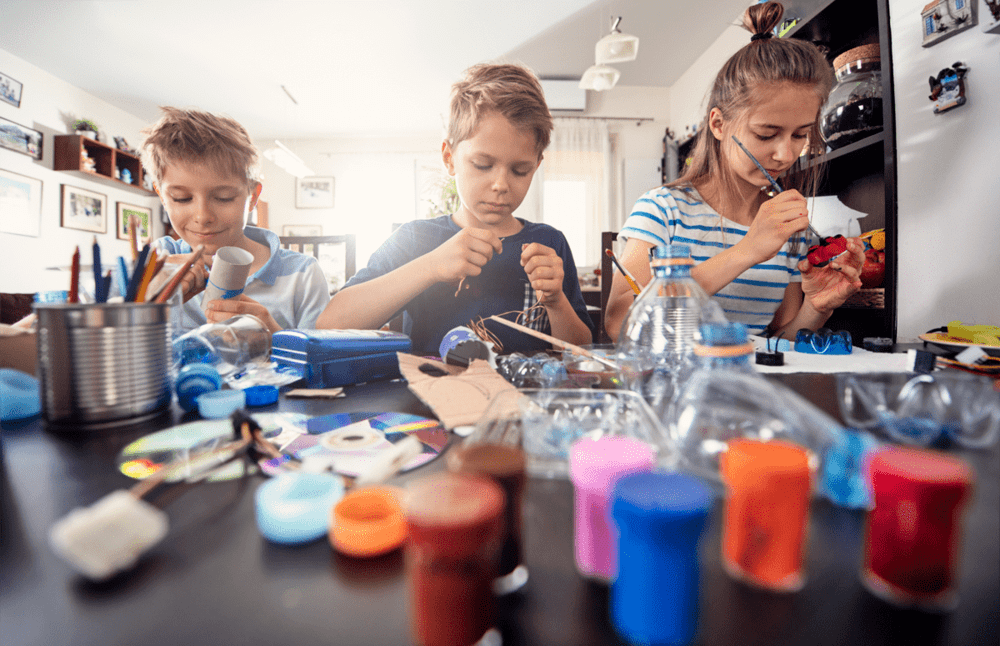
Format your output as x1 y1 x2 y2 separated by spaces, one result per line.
620 185 816 336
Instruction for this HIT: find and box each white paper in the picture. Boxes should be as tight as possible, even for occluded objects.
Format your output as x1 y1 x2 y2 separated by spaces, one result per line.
809 195 869 238
202 246 253 310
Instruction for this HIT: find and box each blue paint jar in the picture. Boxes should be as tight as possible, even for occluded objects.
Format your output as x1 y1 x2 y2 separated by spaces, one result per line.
611 471 713 646
175 363 221 412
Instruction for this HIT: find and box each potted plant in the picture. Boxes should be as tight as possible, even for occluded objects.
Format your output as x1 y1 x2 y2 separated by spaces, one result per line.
73 118 99 140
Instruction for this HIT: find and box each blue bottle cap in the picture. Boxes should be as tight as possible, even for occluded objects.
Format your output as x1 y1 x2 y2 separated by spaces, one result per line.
244 384 279 408
0 368 41 422
196 389 245 419
175 363 222 412
612 471 714 528
653 243 692 260
699 322 749 346
255 471 345 544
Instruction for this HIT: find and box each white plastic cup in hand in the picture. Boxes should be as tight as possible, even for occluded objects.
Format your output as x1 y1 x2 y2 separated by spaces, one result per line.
172 314 272 377
202 246 253 313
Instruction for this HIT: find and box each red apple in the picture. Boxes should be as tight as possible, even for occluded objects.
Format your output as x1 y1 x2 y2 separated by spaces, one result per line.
860 248 885 288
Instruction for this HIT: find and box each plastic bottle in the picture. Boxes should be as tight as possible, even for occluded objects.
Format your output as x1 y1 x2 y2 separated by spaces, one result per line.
617 244 725 414
669 322 878 509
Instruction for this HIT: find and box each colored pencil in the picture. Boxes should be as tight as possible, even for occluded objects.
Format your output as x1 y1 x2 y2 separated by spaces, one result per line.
134 249 159 302
69 246 81 303
117 256 131 298
128 214 139 262
124 244 150 302
92 236 104 302
154 244 206 304
605 248 641 295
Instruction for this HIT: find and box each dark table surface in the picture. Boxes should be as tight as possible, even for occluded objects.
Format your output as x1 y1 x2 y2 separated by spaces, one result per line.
2 373 997 646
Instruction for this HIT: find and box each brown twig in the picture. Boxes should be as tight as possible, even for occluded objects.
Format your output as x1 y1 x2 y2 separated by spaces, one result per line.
488 315 619 369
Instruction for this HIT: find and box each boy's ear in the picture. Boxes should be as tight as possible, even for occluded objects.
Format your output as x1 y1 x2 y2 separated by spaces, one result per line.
441 140 456 175
248 182 263 212
708 108 726 141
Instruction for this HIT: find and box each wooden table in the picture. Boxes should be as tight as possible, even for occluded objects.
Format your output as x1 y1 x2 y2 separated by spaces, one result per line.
1 374 997 646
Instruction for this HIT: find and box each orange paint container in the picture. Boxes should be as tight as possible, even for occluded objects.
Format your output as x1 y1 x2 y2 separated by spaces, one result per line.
720 439 812 591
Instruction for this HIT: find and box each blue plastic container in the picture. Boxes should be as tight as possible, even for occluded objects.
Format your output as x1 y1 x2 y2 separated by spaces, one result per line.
611 472 713 646
175 363 222 412
255 471 345 544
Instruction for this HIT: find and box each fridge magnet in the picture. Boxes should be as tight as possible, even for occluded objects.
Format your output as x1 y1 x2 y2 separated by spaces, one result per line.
928 62 969 113
921 0 977 46
983 0 1000 33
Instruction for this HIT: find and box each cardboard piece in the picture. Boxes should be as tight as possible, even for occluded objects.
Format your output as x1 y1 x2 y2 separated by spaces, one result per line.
0 324 37 376
397 352 525 429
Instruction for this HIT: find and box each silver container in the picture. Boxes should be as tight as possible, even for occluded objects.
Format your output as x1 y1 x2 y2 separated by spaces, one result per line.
34 302 172 429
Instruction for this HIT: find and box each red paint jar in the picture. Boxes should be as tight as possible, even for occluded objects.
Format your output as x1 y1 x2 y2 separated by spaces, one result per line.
447 443 528 594
863 446 973 610
405 472 505 646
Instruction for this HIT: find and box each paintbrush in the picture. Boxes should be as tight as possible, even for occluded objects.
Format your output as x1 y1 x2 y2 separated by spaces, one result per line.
488 315 619 369
605 249 641 295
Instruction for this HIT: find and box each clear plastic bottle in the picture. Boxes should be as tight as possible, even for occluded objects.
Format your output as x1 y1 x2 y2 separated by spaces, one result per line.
616 244 725 414
669 322 878 509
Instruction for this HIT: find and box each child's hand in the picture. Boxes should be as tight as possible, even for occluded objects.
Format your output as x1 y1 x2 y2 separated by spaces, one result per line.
798 237 865 313
204 294 282 333
431 227 503 284
165 252 212 303
745 190 811 263
521 242 566 305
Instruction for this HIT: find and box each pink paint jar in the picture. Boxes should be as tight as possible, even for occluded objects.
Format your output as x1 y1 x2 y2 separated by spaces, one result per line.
569 436 657 581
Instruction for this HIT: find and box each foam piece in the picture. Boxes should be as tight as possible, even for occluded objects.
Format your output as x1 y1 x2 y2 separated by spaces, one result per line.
49 490 169 581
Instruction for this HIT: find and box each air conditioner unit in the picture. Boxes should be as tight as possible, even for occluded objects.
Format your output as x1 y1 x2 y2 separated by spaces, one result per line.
540 78 587 111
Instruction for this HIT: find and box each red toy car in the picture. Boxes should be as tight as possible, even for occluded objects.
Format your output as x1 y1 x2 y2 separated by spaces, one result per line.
807 234 849 267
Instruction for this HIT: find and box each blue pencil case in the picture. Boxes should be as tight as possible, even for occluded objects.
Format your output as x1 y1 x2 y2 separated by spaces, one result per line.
271 329 412 387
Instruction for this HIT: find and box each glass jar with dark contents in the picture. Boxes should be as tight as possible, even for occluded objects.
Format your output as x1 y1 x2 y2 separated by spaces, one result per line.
820 44 883 150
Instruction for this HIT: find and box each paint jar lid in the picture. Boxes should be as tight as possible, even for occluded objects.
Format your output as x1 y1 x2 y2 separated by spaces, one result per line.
330 486 408 557
256 471 345 545
196 388 245 419
569 436 657 492
612 471 713 527
721 439 811 488
244 384 279 408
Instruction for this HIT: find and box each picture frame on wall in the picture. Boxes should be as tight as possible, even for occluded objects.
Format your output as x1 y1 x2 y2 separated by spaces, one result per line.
295 176 334 209
0 72 23 108
282 224 323 237
60 184 107 233
0 168 42 237
921 0 977 46
0 116 43 160
116 202 152 241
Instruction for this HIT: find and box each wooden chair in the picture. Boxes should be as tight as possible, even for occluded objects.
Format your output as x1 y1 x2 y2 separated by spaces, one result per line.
598 231 619 344
279 234 356 293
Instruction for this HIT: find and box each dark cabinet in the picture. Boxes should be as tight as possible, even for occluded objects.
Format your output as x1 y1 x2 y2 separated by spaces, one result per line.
786 0 898 342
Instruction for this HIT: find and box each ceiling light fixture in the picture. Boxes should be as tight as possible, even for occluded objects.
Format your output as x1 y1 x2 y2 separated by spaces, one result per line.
262 140 314 178
595 16 639 64
579 16 638 92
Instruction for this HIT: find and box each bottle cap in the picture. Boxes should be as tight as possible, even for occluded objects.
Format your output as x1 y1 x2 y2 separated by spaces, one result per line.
612 471 713 527
256 471 345 545
330 486 407 557
175 363 222 412
196 388 245 419
244 384 279 407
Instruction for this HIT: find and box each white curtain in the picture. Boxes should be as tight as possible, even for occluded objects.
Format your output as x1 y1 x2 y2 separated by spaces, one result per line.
531 118 614 269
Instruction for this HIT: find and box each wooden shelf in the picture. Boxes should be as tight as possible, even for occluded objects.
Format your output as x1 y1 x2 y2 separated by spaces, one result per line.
53 134 156 196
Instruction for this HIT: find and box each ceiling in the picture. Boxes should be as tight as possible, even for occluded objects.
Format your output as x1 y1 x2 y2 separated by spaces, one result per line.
2 0 753 141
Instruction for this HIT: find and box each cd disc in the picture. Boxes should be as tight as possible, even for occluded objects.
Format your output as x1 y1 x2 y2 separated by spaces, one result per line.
117 413 310 483
282 411 448 479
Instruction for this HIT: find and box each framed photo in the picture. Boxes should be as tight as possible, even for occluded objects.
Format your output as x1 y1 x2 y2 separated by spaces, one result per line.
0 168 42 237
0 72 22 108
0 116 42 160
116 202 152 241
282 224 323 237
295 176 334 209
60 184 107 233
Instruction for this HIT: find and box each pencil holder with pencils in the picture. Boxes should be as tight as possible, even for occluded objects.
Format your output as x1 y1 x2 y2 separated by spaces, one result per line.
33 301 172 429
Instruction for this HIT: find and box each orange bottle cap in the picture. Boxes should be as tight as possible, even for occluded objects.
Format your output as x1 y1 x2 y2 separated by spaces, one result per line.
329 485 408 558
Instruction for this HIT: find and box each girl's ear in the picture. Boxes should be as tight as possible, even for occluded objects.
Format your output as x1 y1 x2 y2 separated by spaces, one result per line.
441 140 456 176
708 107 726 141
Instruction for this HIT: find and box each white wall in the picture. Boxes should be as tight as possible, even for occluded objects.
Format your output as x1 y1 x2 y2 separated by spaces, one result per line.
888 0 1000 340
1 48 161 294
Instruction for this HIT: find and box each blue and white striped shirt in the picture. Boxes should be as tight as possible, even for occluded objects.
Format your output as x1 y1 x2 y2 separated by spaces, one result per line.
620 185 815 336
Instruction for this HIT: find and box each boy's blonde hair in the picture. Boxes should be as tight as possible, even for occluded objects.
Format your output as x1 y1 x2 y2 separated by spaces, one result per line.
141 107 260 189
676 1 833 201
447 63 553 158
